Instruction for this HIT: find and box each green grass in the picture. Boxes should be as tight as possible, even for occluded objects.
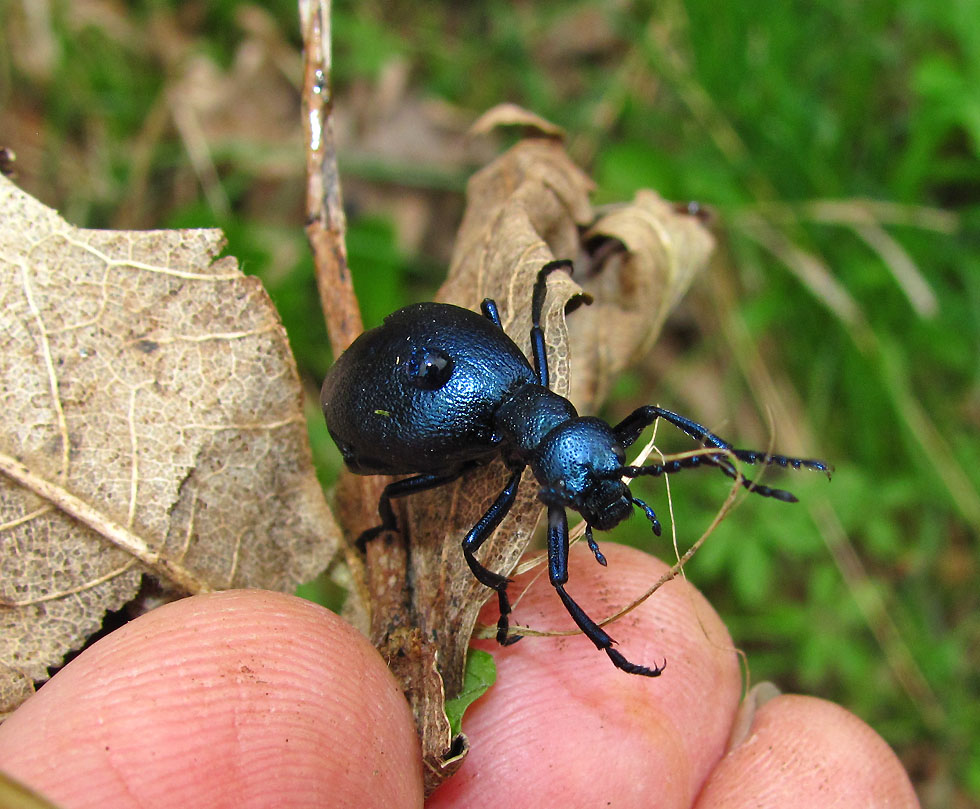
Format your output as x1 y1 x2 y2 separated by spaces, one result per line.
2 0 977 803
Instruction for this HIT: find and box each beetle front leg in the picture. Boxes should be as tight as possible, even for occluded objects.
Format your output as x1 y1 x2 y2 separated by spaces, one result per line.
611 405 733 451
612 405 830 497
461 467 524 645
547 505 664 677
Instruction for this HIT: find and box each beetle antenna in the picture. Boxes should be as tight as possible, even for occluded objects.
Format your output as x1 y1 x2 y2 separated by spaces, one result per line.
618 453 804 502
728 449 833 478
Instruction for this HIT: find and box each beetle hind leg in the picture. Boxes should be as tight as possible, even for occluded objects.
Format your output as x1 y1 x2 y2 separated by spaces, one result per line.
356 469 468 550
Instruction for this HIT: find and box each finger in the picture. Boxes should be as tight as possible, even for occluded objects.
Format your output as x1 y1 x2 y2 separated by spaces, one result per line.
0 590 423 809
429 543 742 809
693 692 920 809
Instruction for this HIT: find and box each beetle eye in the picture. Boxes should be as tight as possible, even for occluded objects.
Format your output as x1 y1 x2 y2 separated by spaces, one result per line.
405 346 453 390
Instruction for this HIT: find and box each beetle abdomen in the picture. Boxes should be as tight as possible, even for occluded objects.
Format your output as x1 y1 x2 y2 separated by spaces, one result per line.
321 302 536 475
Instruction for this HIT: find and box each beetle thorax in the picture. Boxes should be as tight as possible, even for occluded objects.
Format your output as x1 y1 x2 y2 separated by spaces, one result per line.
492 384 578 463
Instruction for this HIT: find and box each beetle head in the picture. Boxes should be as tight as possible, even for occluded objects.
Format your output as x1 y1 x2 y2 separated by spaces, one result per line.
533 417 633 530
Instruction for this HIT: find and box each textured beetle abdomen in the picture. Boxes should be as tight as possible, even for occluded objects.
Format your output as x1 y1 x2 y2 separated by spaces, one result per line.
321 302 536 475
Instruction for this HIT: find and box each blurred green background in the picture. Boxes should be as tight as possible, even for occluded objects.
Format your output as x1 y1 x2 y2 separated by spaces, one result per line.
1 1 976 804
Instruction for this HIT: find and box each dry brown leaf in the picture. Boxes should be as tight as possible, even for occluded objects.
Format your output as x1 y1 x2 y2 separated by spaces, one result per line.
0 174 339 716
468 103 567 139
568 191 715 406
346 114 714 793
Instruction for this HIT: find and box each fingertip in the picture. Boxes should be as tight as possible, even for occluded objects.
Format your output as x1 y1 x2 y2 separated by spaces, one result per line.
694 694 920 809
0 590 423 809
430 543 741 809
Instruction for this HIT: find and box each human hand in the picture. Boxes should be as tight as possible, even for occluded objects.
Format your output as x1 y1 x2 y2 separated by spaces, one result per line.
0 544 919 808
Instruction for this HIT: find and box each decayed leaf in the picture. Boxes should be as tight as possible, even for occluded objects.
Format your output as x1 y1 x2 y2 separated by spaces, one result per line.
350 113 714 794
468 103 567 139
0 175 339 715
0 663 33 718
567 191 715 406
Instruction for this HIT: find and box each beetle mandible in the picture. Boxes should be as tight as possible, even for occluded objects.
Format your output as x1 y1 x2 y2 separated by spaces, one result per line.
321 259 830 676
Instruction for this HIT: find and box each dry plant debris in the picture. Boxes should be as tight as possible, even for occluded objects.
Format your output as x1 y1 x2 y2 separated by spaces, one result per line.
338 109 714 791
0 174 338 717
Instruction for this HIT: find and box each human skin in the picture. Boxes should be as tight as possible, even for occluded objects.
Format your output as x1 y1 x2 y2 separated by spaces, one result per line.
0 544 920 808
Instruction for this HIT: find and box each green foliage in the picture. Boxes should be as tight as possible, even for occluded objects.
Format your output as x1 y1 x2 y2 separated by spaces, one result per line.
444 650 497 738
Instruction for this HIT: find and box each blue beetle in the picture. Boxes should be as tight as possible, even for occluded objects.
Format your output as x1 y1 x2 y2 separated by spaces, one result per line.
321 260 829 676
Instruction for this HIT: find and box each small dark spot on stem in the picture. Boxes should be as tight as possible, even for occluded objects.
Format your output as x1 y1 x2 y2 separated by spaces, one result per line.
0 147 16 177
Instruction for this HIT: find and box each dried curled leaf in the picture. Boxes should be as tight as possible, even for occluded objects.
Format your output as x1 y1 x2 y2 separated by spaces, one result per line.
568 191 715 406
0 175 339 715
350 111 714 794
468 103 567 139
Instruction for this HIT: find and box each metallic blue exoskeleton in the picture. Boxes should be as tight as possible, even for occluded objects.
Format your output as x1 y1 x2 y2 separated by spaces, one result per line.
321 260 830 676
